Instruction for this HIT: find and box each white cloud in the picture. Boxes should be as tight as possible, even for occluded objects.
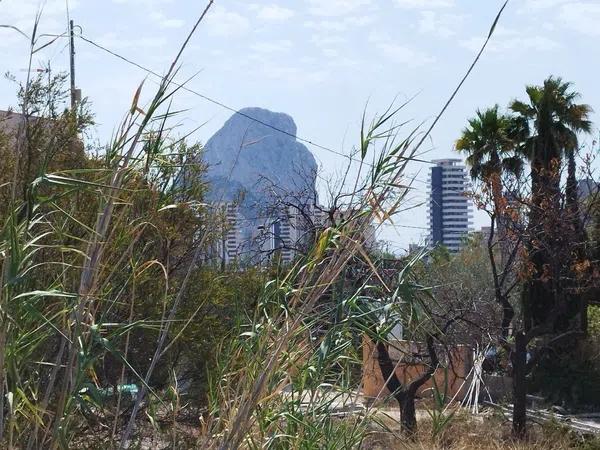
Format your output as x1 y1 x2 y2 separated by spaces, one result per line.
299 56 318 64
559 2 600 36
394 0 454 9
321 51 359 68
305 14 376 33
0 0 78 49
250 40 293 53
328 56 359 68
346 15 377 26
517 1 600 37
307 39 360 68
254 63 329 85
460 27 561 53
376 42 435 67
418 11 465 38
322 48 340 58
149 11 185 29
110 0 185 30
306 0 374 17
518 0 570 11
112 0 174 4
97 32 167 50
542 22 556 31
205 6 250 37
250 4 295 21
368 31 434 67
311 35 346 47
305 20 347 32
0 0 76 33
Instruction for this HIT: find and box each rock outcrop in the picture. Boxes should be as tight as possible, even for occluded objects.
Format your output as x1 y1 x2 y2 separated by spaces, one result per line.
203 107 317 210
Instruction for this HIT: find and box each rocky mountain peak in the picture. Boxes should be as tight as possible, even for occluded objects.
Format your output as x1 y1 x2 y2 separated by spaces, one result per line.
203 107 317 210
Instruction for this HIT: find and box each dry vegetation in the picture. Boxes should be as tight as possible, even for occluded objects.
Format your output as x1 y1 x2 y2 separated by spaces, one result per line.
364 411 599 450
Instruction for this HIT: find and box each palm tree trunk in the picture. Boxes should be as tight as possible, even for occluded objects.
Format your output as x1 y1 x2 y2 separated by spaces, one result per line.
566 150 578 210
564 150 587 333
490 169 509 267
525 139 561 331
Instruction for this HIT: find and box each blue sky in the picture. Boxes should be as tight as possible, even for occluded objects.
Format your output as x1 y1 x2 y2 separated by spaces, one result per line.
1 0 599 251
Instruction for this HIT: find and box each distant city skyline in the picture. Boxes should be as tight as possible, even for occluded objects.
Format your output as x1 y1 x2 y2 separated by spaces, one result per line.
1 0 599 252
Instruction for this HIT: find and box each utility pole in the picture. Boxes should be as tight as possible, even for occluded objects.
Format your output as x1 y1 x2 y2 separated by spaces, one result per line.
69 19 78 110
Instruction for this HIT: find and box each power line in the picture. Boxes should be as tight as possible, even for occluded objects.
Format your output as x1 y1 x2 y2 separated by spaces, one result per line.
74 33 441 168
69 34 475 216
38 30 473 180
75 34 355 159
215 213 431 230
380 222 429 231
30 30 478 200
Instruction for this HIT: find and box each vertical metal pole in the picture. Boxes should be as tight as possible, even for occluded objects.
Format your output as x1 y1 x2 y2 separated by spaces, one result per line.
69 19 76 110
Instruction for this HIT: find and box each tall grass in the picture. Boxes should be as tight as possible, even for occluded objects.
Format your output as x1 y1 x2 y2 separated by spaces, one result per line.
197 106 431 449
201 2 511 444
0 4 221 448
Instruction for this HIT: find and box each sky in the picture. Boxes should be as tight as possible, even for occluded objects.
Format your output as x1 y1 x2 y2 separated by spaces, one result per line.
1 0 599 252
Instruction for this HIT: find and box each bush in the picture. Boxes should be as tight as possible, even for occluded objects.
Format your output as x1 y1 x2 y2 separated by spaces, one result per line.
530 332 600 409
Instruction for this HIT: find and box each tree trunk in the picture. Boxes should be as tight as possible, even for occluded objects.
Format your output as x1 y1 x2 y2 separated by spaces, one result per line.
566 150 588 334
375 341 424 436
486 213 514 341
375 337 439 436
512 332 528 439
399 390 417 434
501 300 515 341
526 148 561 330
490 170 510 270
565 150 578 210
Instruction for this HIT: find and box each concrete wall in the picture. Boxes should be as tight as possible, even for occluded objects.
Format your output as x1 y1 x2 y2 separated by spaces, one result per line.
362 338 473 403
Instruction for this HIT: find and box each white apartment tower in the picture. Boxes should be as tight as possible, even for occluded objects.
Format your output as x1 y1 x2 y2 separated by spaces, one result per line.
209 203 242 265
210 204 377 265
212 204 308 266
427 159 473 253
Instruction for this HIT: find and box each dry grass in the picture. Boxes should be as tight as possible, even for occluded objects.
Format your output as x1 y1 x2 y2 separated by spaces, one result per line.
67 406 600 449
363 408 600 450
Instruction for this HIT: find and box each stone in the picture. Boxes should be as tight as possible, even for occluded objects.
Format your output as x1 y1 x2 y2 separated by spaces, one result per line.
203 107 317 211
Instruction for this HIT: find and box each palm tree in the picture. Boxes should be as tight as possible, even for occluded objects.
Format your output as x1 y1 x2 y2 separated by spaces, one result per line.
509 76 592 439
510 76 592 328
456 105 524 215
456 106 525 343
510 76 592 209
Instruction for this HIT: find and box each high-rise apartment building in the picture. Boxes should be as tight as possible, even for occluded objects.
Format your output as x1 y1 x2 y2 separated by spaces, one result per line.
208 203 376 266
427 159 473 253
209 204 316 266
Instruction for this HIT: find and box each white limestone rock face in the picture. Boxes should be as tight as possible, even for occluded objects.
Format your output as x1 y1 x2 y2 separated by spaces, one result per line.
203 107 317 209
